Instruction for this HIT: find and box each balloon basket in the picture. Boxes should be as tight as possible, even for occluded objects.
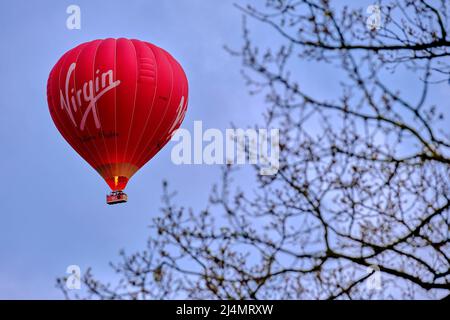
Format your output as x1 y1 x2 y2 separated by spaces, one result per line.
106 191 128 205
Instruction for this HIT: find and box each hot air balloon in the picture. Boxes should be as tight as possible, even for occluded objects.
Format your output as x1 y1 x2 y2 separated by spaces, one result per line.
46 38 188 204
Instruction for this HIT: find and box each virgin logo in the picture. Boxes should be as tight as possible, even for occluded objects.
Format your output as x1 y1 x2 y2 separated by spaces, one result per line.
59 62 121 131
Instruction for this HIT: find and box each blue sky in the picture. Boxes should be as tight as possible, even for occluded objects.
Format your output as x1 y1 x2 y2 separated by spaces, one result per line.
0 0 264 299
0 0 448 299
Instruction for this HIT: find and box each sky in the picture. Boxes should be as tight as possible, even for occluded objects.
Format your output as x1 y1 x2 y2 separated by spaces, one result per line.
0 0 264 299
0 0 448 299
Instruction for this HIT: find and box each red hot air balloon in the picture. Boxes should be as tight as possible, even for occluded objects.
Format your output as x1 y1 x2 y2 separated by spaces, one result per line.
46 38 188 204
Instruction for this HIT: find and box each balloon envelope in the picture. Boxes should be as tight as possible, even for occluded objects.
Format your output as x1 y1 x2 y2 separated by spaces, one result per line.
47 38 188 191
